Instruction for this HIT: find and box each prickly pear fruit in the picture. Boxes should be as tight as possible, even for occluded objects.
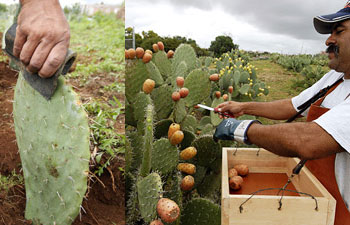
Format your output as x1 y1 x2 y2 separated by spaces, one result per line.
223 94 228 101
170 130 184 145
128 48 136 59
150 219 164 225
228 85 233 93
145 49 153 55
209 74 219 81
181 175 195 191
215 91 221 99
176 77 184 88
229 175 243 190
157 41 164 51
228 168 238 178
234 164 249 176
143 79 155 94
136 47 145 59
180 147 197 160
143 53 152 63
125 49 129 59
156 198 180 223
168 123 180 139
179 88 189 98
153 43 159 52
172 92 181 102
167 50 174 58
177 163 196 175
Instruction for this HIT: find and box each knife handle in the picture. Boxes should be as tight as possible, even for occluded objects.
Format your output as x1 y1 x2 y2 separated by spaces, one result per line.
214 108 235 118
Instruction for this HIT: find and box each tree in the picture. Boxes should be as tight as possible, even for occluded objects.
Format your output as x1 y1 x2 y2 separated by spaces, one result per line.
209 35 238 57
0 3 7 13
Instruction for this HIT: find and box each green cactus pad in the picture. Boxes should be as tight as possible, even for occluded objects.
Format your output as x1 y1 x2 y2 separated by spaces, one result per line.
181 198 221 225
151 138 179 175
125 60 150 102
126 173 141 225
151 85 175 120
192 135 221 167
180 130 196 150
200 123 214 136
193 166 207 189
180 115 197 133
125 137 132 173
153 51 172 80
163 171 183 208
145 61 165 86
240 71 250 83
140 104 154 177
210 97 224 126
233 70 241 85
174 99 187 124
198 116 211 130
239 84 250 95
137 173 163 223
13 74 90 225
133 92 153 122
197 172 221 200
172 61 187 84
184 69 211 107
125 103 137 127
172 44 197 75
127 132 144 173
154 119 173 139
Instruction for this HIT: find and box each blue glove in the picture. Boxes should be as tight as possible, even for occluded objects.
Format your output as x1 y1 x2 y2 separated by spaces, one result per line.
213 118 261 144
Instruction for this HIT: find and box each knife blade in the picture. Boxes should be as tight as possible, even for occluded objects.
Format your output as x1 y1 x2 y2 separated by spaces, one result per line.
196 104 234 118
3 23 76 100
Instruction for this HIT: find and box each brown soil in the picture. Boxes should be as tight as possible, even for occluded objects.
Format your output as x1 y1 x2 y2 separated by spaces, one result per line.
0 58 125 224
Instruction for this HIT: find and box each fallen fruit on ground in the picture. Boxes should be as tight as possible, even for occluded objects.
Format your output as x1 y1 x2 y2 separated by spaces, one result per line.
156 198 180 223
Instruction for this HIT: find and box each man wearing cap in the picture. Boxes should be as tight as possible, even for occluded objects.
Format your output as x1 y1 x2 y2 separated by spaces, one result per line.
214 3 350 224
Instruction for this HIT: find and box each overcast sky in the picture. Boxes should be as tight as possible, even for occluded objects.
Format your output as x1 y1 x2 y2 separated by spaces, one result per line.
126 0 347 54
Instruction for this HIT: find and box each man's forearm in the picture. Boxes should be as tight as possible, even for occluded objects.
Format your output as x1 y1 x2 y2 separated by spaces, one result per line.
242 99 297 120
246 121 343 159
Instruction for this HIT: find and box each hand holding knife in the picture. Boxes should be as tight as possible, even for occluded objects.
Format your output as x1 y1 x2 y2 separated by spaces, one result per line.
196 104 235 118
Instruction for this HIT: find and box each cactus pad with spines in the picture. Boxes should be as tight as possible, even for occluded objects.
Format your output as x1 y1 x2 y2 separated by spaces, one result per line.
126 60 150 102
140 104 154 177
153 51 172 80
151 85 175 120
13 74 90 225
172 44 197 75
180 115 197 133
184 69 211 107
210 97 224 126
151 138 179 175
192 135 221 167
134 92 153 122
145 61 165 86
137 173 163 223
154 119 173 139
174 99 187 124
181 198 221 225
180 130 196 150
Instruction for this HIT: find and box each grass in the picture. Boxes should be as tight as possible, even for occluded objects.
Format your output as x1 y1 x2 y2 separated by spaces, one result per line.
0 171 23 193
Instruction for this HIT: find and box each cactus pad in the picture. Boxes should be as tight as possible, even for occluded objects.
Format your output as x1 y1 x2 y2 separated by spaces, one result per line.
192 135 221 167
13 74 90 224
184 69 211 107
151 138 179 175
181 198 221 225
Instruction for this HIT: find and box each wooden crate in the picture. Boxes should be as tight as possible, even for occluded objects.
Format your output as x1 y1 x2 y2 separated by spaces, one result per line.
222 148 336 225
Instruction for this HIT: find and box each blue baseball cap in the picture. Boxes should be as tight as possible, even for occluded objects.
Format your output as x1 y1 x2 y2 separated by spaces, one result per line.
314 1 350 34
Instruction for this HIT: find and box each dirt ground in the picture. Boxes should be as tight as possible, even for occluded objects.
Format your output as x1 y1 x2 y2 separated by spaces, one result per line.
0 57 125 223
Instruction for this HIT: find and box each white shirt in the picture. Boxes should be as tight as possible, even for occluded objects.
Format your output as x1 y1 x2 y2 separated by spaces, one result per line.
292 70 350 209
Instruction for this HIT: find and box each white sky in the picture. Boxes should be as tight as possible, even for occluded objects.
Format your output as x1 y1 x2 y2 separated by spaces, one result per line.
126 0 347 54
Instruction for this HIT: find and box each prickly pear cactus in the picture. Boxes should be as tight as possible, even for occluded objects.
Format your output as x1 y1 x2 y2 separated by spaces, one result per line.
181 198 221 225
13 73 90 224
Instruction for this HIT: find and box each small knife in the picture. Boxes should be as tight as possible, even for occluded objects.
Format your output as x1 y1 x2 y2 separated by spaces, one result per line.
196 104 235 118
3 23 76 100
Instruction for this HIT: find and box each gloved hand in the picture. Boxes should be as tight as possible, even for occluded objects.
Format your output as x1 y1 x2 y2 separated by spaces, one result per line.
213 118 261 144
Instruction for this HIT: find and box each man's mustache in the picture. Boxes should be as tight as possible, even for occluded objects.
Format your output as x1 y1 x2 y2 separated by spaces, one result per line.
326 45 339 56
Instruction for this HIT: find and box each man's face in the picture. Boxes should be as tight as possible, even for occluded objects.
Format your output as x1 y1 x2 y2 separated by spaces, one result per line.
326 19 350 74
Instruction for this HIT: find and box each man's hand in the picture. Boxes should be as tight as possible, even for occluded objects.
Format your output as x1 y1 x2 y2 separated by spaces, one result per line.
14 0 70 78
216 101 245 118
213 118 260 144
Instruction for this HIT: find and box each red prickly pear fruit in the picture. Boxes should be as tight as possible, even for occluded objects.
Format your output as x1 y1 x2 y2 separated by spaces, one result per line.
172 92 181 102
179 88 189 98
142 79 155 94
176 77 184 88
209 74 219 81
157 41 164 51
170 130 184 145
215 91 221 99
223 94 228 101
180 175 195 191
135 47 145 59
228 85 233 93
167 50 174 58
128 48 136 59
142 53 152 63
156 198 180 223
168 123 181 139
153 43 159 52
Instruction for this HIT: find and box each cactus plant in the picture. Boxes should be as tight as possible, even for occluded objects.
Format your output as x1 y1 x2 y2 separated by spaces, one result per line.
13 74 90 224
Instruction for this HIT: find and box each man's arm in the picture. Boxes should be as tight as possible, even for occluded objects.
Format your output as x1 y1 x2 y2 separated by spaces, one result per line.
247 122 344 159
14 0 70 78
217 99 298 120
